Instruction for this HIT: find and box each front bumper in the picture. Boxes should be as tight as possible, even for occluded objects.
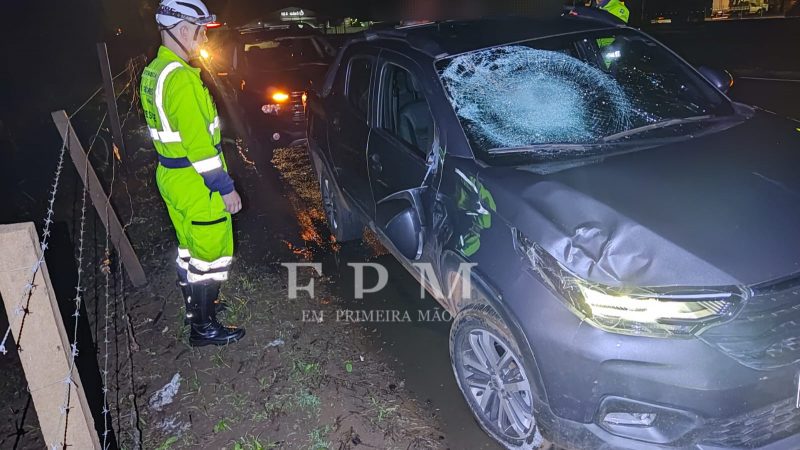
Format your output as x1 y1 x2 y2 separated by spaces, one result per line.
253 113 306 147
243 91 307 147
533 395 800 450
501 272 800 449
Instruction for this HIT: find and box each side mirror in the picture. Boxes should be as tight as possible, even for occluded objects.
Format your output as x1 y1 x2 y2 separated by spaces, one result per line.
384 208 423 260
376 189 426 261
698 66 733 94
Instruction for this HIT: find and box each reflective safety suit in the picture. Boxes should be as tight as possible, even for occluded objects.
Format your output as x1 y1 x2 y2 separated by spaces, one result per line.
596 0 630 67
140 46 234 285
599 0 630 23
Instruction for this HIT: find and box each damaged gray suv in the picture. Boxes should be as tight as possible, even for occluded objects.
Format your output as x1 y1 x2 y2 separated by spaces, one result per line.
306 12 800 450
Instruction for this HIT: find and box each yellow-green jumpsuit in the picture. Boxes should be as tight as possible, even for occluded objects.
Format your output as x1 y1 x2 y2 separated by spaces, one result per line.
140 46 234 285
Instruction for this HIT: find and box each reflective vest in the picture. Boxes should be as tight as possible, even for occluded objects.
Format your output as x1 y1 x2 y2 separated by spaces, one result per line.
140 46 233 194
600 0 630 23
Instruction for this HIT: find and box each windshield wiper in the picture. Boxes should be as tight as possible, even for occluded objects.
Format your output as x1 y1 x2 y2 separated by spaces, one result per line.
601 115 715 142
488 143 599 155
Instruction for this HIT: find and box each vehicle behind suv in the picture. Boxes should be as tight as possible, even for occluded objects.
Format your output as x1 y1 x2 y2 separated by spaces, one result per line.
305 13 800 450
206 23 336 150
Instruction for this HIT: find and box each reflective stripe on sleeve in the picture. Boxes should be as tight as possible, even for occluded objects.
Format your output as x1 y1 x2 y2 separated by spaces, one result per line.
150 127 181 143
191 155 223 173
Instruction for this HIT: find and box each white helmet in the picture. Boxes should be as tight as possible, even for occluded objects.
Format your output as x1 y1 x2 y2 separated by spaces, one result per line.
156 0 215 28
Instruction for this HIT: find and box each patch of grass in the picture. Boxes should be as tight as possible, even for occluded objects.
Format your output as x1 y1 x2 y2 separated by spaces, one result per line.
222 293 252 326
155 436 179 450
250 408 271 422
307 425 332 450
294 390 321 412
213 417 231 433
211 348 230 368
230 391 253 414
369 395 399 424
291 358 323 387
171 293 190 343
185 371 202 397
262 396 287 418
233 434 278 450
236 273 257 294
257 372 276 392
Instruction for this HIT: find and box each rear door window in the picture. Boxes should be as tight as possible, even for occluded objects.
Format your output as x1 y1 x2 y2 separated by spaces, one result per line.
346 57 373 117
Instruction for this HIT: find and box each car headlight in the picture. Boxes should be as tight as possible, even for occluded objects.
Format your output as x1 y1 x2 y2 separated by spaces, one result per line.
513 229 742 338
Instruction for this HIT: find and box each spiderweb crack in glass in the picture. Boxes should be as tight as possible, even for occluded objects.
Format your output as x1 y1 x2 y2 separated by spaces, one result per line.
439 46 636 150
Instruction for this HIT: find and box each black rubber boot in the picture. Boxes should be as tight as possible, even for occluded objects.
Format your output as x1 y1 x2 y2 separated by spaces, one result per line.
178 280 227 324
189 281 245 347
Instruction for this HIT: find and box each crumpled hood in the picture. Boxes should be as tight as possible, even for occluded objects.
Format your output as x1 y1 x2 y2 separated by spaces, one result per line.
481 112 800 287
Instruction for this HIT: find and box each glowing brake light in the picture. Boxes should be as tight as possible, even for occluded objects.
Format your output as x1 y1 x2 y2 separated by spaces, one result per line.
206 21 222 29
271 92 290 103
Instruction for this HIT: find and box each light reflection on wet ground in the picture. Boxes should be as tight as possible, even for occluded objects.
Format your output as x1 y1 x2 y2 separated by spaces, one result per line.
247 145 502 449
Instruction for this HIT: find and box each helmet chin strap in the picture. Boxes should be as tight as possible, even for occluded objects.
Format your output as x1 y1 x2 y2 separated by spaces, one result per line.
164 23 201 60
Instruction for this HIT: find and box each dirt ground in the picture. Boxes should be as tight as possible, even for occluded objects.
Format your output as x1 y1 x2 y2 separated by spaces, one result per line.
112 129 455 449
131 144 455 450
0 109 452 449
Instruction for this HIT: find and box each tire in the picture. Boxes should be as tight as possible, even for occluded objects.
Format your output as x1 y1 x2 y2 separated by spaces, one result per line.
449 305 543 450
319 167 363 242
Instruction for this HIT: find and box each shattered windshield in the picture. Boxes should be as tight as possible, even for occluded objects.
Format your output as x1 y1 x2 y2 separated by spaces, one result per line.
436 29 733 158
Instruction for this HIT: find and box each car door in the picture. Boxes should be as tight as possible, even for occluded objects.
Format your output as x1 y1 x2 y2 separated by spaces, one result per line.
366 50 440 262
326 47 379 214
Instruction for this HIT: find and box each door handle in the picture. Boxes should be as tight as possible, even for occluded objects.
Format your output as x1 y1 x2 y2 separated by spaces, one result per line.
369 153 382 173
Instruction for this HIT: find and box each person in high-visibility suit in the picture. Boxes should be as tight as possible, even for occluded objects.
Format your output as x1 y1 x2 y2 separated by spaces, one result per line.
141 0 244 346
595 0 630 23
594 0 630 68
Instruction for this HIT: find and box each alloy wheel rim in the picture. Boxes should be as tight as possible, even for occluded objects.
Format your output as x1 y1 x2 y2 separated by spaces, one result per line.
459 328 534 440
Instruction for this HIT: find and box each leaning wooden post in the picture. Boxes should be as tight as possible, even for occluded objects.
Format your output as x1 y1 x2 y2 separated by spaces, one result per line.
51 110 148 287
0 222 101 450
97 42 128 161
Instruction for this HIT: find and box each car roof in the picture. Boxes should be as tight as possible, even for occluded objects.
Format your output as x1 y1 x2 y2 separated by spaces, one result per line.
238 25 322 39
362 16 622 58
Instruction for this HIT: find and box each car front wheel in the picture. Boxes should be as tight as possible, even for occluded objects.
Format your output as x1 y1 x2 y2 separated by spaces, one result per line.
450 305 542 449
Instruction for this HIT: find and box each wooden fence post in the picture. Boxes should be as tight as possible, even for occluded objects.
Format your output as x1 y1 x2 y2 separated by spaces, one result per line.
0 222 101 450
51 110 147 287
97 42 128 161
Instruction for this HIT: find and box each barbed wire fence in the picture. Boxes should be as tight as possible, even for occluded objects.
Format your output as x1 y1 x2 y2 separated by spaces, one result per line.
1 51 148 450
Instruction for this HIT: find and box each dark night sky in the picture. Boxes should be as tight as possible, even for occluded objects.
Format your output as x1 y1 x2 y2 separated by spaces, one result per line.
104 0 565 33
0 0 563 127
